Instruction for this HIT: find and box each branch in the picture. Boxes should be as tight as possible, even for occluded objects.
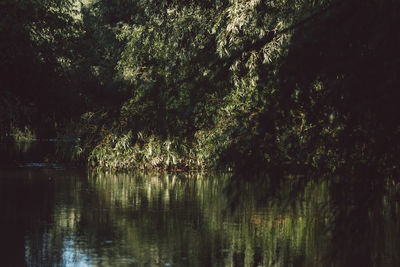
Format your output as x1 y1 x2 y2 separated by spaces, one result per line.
226 1 342 63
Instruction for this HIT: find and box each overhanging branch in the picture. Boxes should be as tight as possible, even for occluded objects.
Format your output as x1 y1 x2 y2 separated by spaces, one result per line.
226 1 342 63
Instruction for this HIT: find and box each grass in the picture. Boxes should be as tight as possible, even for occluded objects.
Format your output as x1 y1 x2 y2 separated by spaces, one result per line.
10 126 36 142
88 131 215 171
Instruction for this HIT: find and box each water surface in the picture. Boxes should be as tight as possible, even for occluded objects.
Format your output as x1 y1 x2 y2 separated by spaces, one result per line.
0 141 399 266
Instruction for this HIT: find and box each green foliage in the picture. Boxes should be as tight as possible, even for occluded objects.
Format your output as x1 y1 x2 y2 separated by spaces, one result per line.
3 0 399 179
115 1 230 137
0 0 84 137
55 110 111 163
10 126 36 142
88 131 210 171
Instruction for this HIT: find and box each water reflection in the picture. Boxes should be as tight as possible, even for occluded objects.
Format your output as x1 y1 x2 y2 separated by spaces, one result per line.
0 168 399 266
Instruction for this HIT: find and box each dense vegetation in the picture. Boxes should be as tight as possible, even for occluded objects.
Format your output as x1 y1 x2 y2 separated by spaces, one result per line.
1 0 399 180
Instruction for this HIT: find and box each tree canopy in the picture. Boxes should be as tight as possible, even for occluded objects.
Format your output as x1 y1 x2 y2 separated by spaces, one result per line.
1 0 399 181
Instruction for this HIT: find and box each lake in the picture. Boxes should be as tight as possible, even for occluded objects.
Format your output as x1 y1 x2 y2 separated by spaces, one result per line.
0 141 399 266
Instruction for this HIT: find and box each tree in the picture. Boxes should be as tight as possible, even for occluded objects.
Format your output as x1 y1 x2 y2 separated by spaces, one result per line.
0 0 82 137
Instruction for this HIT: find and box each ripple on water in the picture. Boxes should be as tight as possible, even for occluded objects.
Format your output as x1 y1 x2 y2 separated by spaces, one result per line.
18 162 66 170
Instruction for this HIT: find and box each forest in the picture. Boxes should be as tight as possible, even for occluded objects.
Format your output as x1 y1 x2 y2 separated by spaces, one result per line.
2 1 400 265
1 0 399 181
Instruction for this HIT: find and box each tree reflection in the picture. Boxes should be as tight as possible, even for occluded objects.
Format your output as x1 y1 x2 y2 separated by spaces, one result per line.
228 163 400 267
0 169 56 266
1 168 399 266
